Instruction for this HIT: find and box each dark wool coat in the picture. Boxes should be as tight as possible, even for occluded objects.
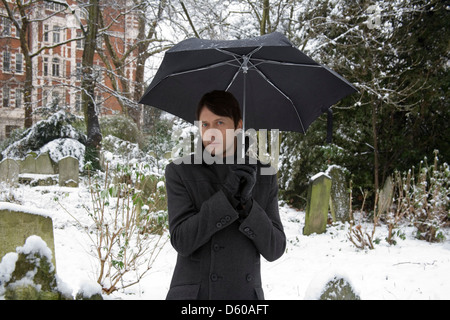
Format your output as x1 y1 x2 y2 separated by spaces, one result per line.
165 154 286 300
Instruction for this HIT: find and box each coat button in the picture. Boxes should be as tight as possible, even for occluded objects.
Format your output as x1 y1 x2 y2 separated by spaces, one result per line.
225 215 231 222
213 244 221 252
210 273 218 282
246 274 253 282
216 222 222 228
220 218 226 225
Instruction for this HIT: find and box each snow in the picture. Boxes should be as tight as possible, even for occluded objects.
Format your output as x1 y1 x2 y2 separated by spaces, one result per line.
0 253 19 293
310 172 331 182
16 235 54 263
77 279 102 298
1 180 450 300
0 201 52 218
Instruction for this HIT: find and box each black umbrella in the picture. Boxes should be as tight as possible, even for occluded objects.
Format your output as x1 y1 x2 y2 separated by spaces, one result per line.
139 32 356 134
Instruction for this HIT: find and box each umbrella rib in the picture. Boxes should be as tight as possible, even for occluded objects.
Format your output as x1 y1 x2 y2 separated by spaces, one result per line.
165 59 240 79
251 62 306 133
217 46 264 91
251 58 322 69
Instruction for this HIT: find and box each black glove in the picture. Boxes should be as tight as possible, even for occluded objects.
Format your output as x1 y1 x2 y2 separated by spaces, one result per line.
233 164 257 204
222 164 257 206
222 166 242 208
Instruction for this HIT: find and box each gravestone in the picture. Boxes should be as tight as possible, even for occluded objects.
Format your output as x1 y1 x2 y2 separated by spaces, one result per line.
327 166 350 222
319 277 361 300
303 173 332 236
0 203 56 267
35 152 55 174
378 176 394 215
0 158 20 185
20 154 37 173
59 156 79 187
1 235 74 300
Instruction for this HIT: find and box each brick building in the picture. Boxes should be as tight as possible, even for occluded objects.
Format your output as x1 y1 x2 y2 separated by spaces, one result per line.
0 0 139 141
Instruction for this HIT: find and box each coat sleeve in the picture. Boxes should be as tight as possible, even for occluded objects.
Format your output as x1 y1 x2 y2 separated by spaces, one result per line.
165 163 240 257
238 173 286 262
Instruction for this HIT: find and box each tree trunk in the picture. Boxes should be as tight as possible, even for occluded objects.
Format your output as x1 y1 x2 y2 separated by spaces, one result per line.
23 32 33 128
260 0 270 35
372 101 379 193
82 0 102 169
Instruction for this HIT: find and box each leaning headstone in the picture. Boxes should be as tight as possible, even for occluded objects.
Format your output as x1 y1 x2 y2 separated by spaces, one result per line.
35 152 55 174
59 156 79 187
0 158 20 185
20 153 37 174
319 277 361 300
378 176 394 215
303 172 332 236
327 166 350 222
0 202 56 267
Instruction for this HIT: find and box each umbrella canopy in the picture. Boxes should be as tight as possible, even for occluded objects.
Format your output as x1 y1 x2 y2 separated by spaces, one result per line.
139 32 357 133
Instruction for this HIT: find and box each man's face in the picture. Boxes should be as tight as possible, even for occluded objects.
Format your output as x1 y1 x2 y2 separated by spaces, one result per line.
198 106 242 158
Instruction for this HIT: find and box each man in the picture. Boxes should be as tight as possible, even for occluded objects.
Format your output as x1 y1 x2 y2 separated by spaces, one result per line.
165 90 285 300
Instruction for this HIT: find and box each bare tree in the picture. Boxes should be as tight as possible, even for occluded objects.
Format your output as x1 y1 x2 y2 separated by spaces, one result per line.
94 0 170 128
0 0 82 128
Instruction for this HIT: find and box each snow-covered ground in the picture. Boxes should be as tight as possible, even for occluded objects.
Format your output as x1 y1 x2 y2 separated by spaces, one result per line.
2 180 450 300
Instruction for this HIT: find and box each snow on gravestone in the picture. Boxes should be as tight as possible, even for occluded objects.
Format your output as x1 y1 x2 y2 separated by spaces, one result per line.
0 202 56 267
303 172 332 236
58 156 79 187
0 158 19 185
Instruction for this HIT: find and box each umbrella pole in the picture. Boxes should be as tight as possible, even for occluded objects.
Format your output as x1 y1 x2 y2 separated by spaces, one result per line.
241 70 247 162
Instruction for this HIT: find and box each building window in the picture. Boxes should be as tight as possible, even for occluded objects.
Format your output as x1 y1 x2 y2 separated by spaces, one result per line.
3 51 11 72
2 87 10 108
15 88 22 108
16 53 23 73
75 93 81 112
76 62 82 80
43 57 49 76
42 90 48 106
52 90 61 106
53 26 60 44
44 25 49 42
46 1 66 11
76 30 83 49
52 57 60 77
2 17 11 36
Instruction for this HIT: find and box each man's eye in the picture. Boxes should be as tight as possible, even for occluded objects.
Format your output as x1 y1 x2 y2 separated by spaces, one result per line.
202 123 208 127
217 121 224 125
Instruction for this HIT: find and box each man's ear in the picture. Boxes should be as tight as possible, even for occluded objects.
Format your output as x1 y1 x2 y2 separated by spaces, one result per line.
236 119 243 130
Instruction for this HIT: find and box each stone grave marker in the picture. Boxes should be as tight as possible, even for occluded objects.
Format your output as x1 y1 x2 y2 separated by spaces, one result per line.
59 156 79 187
0 158 20 185
303 172 332 236
319 277 361 300
20 153 37 173
35 152 55 174
0 202 56 267
327 166 350 222
378 176 394 215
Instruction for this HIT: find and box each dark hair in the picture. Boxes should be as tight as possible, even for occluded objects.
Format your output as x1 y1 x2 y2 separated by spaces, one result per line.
196 90 242 128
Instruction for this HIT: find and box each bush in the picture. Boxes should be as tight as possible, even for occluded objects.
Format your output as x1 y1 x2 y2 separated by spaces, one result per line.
392 150 449 242
100 115 141 145
1 110 86 160
58 162 168 295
